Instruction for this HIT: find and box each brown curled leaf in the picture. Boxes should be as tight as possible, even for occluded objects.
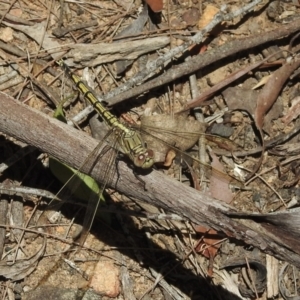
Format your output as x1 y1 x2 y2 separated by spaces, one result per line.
0 237 46 281
145 0 163 12
254 57 300 130
220 257 267 298
249 56 300 178
279 263 300 300
193 225 222 277
183 51 283 112
209 151 234 203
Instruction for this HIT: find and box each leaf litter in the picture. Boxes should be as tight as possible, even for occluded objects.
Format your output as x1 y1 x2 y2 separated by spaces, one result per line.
1 0 300 299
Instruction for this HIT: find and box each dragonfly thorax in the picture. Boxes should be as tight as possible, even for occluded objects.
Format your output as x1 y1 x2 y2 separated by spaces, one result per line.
117 128 154 169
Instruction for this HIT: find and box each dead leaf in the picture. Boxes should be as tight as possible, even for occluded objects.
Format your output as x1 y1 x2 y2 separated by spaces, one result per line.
223 87 258 116
183 51 285 112
223 86 282 135
0 237 46 281
140 114 206 163
193 225 222 258
254 58 300 130
205 133 238 152
164 149 176 167
193 225 223 277
252 74 271 89
209 151 234 203
250 57 300 177
145 0 163 12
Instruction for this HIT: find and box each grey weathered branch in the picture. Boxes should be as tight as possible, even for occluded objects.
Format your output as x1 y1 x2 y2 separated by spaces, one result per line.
1 93 300 267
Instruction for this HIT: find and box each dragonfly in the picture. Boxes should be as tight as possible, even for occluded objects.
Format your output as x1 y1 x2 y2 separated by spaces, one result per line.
48 59 161 244
58 60 155 170
55 60 243 243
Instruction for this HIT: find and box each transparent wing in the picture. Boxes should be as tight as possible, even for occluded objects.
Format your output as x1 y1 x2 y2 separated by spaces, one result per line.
76 131 119 245
137 114 243 187
47 127 120 246
43 97 121 245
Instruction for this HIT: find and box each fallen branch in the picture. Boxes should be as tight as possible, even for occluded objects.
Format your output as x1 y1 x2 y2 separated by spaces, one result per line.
105 18 300 107
1 93 300 267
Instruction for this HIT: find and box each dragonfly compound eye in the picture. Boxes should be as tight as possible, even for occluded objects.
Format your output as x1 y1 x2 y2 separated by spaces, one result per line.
146 149 154 159
134 150 154 169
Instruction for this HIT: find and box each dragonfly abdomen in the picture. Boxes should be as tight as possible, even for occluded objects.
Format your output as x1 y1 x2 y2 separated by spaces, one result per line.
58 60 154 169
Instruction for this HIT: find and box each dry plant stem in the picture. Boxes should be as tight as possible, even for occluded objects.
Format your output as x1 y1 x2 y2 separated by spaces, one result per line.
105 18 300 107
2 94 300 267
185 51 285 110
0 41 59 79
0 0 18 24
52 20 98 38
0 12 34 26
0 195 8 258
102 0 262 101
266 255 279 298
214 123 300 157
0 184 57 200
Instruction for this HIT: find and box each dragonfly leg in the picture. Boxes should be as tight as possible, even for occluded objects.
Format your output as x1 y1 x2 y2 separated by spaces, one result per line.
115 154 147 190
133 169 147 191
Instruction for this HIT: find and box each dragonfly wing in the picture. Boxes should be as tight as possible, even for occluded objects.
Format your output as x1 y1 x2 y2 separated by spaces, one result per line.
77 136 118 245
75 125 120 245
139 114 244 187
140 115 206 163
47 119 117 245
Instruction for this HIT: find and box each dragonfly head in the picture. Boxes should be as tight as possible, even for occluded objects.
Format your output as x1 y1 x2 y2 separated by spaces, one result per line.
134 149 154 169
